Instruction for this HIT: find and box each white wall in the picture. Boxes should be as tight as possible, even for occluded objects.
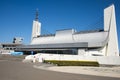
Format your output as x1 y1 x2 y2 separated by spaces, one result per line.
31 30 108 46
31 36 55 44
31 53 120 65
31 20 41 40
37 53 97 61
104 5 119 56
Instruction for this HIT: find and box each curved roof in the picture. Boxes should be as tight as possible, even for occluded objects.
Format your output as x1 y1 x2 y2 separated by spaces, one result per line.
31 29 108 48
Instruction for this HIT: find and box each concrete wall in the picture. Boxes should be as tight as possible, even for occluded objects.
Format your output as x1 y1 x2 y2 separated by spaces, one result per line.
31 30 108 46
104 5 119 56
31 53 120 65
31 36 54 44
96 56 120 65
31 20 41 40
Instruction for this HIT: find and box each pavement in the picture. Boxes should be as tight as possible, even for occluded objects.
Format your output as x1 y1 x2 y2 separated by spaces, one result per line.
0 55 120 80
33 62 120 78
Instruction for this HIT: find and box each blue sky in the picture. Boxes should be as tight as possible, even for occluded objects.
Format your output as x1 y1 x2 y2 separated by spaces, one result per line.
0 0 120 49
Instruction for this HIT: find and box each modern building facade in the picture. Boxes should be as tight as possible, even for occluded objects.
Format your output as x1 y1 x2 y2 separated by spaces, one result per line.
26 4 118 56
16 4 120 65
17 4 119 57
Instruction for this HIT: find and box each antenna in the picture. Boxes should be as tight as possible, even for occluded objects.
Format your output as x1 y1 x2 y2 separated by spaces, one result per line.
35 8 39 21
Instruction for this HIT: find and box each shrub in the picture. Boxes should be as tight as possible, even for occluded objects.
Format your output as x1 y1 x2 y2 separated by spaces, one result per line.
44 60 99 66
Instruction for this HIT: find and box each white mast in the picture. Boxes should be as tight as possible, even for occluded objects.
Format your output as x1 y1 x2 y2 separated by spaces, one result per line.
31 9 41 41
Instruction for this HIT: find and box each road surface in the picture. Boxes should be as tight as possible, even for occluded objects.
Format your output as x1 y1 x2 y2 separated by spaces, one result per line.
0 55 119 80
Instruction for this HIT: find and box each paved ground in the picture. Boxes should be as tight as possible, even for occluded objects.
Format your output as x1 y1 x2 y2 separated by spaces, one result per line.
44 66 120 78
0 55 120 80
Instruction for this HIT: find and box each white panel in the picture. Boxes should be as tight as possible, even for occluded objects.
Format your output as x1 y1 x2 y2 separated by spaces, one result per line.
78 49 85 55
104 5 119 56
31 36 55 44
31 31 108 46
54 29 75 43
73 32 108 43
104 5 112 31
31 20 41 40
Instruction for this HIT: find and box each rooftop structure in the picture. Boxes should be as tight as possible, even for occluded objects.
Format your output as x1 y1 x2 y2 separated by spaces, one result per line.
13 37 23 44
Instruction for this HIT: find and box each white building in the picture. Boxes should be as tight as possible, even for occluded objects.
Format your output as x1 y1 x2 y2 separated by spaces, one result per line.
17 4 120 65
13 37 23 44
30 4 119 56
